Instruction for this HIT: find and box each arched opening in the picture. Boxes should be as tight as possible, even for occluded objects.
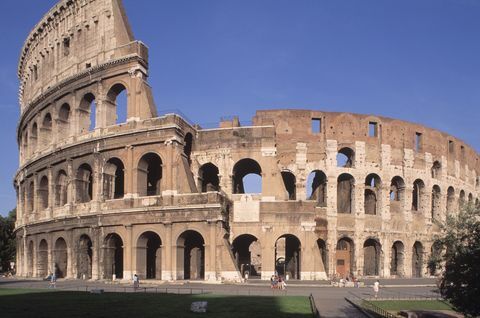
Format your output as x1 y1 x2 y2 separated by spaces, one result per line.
390 241 405 277
26 181 34 214
363 238 381 276
337 147 354 168
431 161 441 179
364 174 381 215
337 173 354 213
459 190 466 209
176 230 205 280
76 164 93 203
431 185 441 220
307 170 327 206
412 179 425 212
412 241 423 278
468 193 473 204
198 163 220 192
54 237 68 278
22 131 29 158
77 235 93 279
336 237 354 279
38 176 49 210
389 176 405 213
232 158 262 194
183 133 193 166
446 187 455 215
275 234 301 279
281 171 296 200
136 231 162 280
137 153 162 196
38 239 48 277
79 93 96 133
55 170 68 207
57 103 71 138
429 240 443 276
40 113 52 148
106 83 128 125
232 234 261 278
31 123 38 152
103 233 123 279
27 241 34 277
104 158 125 199
316 239 328 275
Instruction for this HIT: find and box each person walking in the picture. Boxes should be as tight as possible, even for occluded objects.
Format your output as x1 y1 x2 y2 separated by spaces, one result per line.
49 273 56 289
373 280 380 299
133 274 140 291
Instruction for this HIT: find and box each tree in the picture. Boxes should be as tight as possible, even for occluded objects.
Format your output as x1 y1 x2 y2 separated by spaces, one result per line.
0 208 16 272
430 204 480 318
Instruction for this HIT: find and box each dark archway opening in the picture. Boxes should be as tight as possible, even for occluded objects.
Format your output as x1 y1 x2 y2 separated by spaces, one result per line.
38 239 48 278
104 234 123 279
232 158 262 194
232 234 261 278
281 171 296 200
412 241 423 278
77 235 93 279
275 234 301 279
177 230 205 280
104 158 125 199
307 170 327 206
198 163 219 192
363 239 381 276
336 237 354 279
137 231 162 280
54 238 68 278
390 241 405 277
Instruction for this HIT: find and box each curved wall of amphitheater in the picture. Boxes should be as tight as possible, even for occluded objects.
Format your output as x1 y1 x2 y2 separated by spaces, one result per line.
14 0 480 282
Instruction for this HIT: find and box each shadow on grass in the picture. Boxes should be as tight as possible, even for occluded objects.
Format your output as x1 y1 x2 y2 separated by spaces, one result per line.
0 289 312 318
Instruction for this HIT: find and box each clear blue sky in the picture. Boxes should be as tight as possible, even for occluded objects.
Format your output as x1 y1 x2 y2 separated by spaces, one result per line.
1 0 479 216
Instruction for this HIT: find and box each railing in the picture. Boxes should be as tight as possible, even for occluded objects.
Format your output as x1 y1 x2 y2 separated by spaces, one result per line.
309 294 320 318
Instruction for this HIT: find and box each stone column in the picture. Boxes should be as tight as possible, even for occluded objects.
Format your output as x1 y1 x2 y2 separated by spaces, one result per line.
163 223 173 280
124 225 133 280
67 230 74 278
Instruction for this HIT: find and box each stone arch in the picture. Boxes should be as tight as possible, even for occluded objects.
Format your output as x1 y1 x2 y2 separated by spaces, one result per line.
30 122 38 152
38 175 49 210
22 130 29 158
468 193 473 204
307 170 327 206
337 173 354 213
176 230 205 280
104 158 125 199
54 237 68 278
40 113 52 148
103 233 124 279
412 241 424 278
137 152 163 196
281 170 296 200
136 231 162 279
412 179 425 212
459 190 466 209
26 180 34 214
57 103 71 138
198 162 219 192
232 234 261 278
232 158 262 194
363 238 381 276
431 161 441 179
390 241 405 277
390 176 405 213
37 239 48 277
55 170 68 207
447 186 455 215
364 173 381 215
76 163 93 203
431 185 441 220
336 237 354 279
275 234 301 279
78 92 96 133
77 234 93 279
106 83 128 125
316 239 328 275
337 147 355 168
27 240 34 277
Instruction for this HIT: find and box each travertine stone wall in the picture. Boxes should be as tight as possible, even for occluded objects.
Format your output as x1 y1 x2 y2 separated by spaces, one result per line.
14 0 480 282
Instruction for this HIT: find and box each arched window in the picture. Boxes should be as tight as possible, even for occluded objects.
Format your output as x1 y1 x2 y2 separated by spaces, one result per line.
198 163 219 192
232 159 262 194
26 181 34 214
431 185 441 220
364 174 381 215
137 153 162 196
281 171 296 200
76 164 93 203
104 158 125 199
55 170 68 207
337 173 354 213
106 84 128 125
412 179 425 212
307 170 327 205
446 187 455 215
431 161 441 179
79 93 96 133
31 123 38 152
40 113 52 148
389 176 405 213
459 190 466 209
363 238 381 276
337 147 354 168
38 176 49 210
57 103 71 138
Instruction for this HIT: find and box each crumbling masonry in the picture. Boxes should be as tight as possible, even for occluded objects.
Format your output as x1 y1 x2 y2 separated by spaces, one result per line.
14 0 480 281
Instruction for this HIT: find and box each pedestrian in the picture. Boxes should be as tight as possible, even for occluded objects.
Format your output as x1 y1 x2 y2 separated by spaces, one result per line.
270 275 275 289
373 280 380 299
49 272 56 289
133 274 140 291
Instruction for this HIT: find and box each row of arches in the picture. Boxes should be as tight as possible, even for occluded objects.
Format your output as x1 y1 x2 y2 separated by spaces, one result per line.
21 85 128 160
25 230 206 280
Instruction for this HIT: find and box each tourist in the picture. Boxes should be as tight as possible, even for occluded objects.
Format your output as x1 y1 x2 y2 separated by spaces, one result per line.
133 274 140 291
49 272 56 289
373 280 380 299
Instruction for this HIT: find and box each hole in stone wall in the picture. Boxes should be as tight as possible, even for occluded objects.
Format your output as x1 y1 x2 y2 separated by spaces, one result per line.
337 173 354 213
137 153 162 197
281 171 296 200
337 147 354 168
198 163 219 192
307 170 327 206
232 158 262 194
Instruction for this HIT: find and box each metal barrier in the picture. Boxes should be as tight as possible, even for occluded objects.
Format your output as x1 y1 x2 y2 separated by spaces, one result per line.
309 294 320 318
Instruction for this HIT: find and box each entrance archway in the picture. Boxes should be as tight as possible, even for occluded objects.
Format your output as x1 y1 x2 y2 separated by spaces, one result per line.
336 237 354 279
177 230 205 280
363 238 381 276
275 234 301 279
390 241 405 277
232 234 261 278
27 241 34 277
137 231 162 279
77 235 93 279
37 239 48 277
412 241 423 277
54 237 68 278
103 234 123 279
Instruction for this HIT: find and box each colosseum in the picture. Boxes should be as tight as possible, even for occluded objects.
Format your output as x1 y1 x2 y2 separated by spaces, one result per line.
13 0 480 282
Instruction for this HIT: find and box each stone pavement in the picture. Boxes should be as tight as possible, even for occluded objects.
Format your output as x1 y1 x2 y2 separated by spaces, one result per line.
0 277 439 318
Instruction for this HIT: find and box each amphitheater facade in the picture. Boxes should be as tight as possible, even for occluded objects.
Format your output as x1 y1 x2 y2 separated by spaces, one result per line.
14 0 480 282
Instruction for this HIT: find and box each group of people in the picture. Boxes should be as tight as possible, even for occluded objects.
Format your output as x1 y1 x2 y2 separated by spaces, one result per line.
270 274 287 290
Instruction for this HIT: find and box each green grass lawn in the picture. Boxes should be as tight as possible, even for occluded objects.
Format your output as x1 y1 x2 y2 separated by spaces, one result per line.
0 288 312 318
370 299 454 312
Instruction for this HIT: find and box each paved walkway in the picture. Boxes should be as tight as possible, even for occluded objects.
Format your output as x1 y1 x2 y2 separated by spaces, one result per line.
0 277 439 318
